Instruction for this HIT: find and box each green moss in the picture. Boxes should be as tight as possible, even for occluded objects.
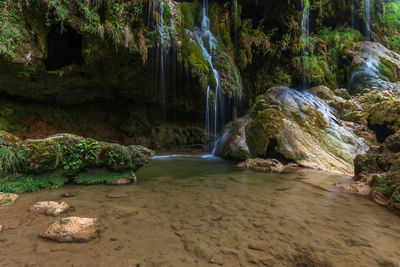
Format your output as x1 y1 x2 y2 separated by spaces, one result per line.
246 107 284 158
0 170 69 194
73 168 134 185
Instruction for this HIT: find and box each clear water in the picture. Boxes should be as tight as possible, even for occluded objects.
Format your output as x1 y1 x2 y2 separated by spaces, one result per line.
1 157 400 266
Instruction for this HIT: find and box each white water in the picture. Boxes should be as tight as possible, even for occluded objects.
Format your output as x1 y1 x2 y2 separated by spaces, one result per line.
365 0 371 41
301 0 310 88
194 0 223 153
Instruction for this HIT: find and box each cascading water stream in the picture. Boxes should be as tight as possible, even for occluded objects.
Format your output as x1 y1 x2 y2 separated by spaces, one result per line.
351 0 355 29
301 0 310 89
233 0 238 47
365 0 371 41
194 0 224 153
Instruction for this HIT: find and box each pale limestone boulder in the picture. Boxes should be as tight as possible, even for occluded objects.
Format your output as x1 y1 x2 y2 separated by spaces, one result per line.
40 217 100 243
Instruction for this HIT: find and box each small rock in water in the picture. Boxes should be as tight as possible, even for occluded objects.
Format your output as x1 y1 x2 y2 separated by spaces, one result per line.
61 192 77 198
237 158 285 173
114 178 132 185
40 217 100 243
0 193 19 206
0 225 3 232
30 201 70 216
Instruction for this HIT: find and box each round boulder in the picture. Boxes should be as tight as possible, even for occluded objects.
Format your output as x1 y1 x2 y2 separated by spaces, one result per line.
30 201 69 216
40 217 100 243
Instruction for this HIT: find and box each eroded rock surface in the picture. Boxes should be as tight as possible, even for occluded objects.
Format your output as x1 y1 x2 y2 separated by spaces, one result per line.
237 159 285 173
30 201 69 216
40 217 100 243
0 193 19 206
220 87 368 175
354 130 400 212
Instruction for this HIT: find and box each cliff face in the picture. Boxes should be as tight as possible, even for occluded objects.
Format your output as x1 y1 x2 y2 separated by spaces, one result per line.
1 0 400 150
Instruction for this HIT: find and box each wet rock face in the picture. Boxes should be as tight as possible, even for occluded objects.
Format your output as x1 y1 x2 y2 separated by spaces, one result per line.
349 42 400 93
220 87 368 175
40 217 100 243
0 193 19 206
30 201 69 216
354 130 400 212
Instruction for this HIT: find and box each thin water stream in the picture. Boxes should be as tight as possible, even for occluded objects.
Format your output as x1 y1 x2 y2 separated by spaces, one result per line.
1 157 400 266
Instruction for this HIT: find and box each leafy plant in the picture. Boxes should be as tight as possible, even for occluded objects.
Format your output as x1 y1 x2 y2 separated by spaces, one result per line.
0 146 25 176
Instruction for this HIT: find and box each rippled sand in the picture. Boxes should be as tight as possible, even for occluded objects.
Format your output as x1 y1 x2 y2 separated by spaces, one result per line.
1 157 399 266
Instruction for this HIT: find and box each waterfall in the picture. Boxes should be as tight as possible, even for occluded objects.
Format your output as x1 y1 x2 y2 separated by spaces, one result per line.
301 0 310 89
147 0 177 122
365 0 371 41
193 0 224 153
233 0 238 47
351 0 355 29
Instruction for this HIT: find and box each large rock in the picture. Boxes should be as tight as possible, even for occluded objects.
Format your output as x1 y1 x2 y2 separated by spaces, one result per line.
214 116 250 161
349 42 400 93
220 87 368 175
0 193 19 206
354 130 400 212
30 201 69 216
4 133 154 176
40 217 100 243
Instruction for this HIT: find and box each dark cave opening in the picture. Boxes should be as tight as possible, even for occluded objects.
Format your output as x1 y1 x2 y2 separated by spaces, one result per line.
266 138 292 163
369 123 395 143
44 24 84 71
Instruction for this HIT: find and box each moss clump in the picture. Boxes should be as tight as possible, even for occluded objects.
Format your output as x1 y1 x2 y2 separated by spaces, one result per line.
367 100 400 133
246 106 284 158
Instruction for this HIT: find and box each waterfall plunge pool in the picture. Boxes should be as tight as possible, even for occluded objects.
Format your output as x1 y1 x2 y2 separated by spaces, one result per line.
0 156 399 266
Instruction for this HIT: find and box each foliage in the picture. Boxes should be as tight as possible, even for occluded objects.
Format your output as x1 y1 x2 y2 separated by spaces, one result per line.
61 139 100 175
0 171 69 193
73 168 135 185
0 146 25 176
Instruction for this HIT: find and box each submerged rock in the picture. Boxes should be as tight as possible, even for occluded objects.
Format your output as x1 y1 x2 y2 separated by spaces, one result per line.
220 87 368 175
237 158 285 173
0 193 19 206
30 201 69 216
40 217 100 243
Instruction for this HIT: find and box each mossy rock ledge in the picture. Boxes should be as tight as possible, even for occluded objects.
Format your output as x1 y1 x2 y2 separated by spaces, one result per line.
218 87 369 175
354 130 400 213
0 133 154 193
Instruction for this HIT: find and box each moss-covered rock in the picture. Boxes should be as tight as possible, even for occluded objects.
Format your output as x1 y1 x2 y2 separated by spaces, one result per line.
349 42 400 93
222 86 368 175
354 130 400 213
0 133 154 192
214 116 250 161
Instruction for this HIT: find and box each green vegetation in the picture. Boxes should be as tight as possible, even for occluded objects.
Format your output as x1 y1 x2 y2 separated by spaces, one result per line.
301 27 365 88
0 171 69 194
0 146 26 176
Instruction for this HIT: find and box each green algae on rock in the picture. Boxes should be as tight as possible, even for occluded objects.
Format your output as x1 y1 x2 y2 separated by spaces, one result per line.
354 130 400 212
219 86 368 175
0 133 154 193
